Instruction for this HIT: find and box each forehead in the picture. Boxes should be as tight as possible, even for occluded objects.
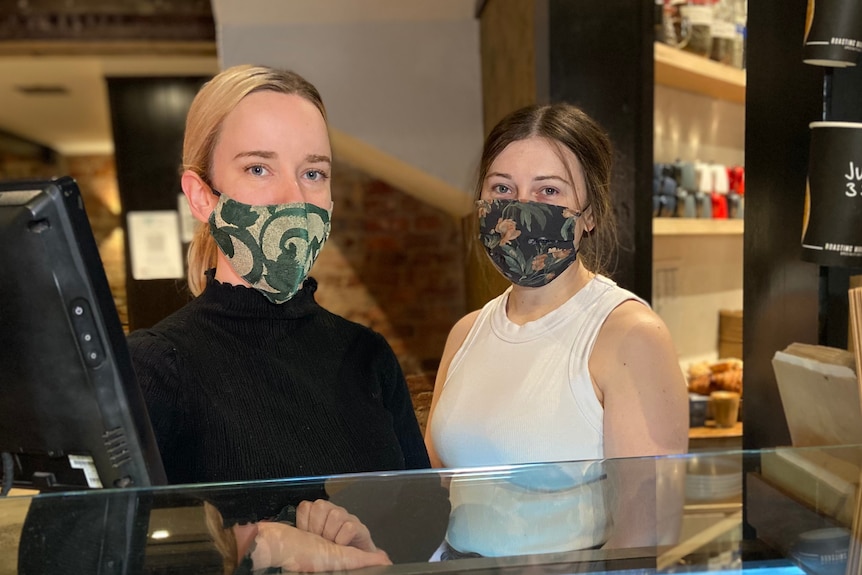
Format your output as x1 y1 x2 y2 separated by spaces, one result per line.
217 91 329 153
490 137 583 179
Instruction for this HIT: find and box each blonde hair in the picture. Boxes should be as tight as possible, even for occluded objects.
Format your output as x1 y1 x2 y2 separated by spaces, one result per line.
203 501 239 575
183 65 327 295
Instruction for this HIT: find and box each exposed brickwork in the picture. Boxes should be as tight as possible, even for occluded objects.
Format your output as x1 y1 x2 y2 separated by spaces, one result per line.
315 161 467 380
64 155 128 328
405 371 436 435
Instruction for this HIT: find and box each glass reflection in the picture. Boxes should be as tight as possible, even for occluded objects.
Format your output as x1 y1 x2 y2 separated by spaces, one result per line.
2 446 860 575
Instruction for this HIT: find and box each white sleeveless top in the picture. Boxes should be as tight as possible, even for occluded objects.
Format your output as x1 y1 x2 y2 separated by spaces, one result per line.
431 274 646 467
429 275 647 556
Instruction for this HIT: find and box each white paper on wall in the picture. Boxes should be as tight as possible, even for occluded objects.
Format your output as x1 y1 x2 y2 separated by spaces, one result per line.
127 210 184 280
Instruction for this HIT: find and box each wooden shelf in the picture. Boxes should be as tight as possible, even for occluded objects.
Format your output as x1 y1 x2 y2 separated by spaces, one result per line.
689 421 743 440
654 217 744 236
655 42 746 104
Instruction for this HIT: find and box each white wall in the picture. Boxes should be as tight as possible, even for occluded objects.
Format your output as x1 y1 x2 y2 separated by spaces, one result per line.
654 84 745 167
211 0 483 194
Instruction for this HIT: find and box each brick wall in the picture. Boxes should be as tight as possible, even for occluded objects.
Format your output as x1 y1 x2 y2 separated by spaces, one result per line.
64 155 129 327
6 153 465 433
314 162 467 430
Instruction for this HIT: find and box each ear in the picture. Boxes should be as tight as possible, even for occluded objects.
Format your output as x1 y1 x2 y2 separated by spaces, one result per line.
581 205 596 235
181 170 217 223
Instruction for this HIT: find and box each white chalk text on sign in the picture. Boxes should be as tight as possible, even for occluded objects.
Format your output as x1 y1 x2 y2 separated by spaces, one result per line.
845 161 862 197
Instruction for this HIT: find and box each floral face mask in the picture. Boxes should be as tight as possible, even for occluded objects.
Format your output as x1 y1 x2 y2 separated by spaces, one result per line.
477 198 583 288
209 193 331 304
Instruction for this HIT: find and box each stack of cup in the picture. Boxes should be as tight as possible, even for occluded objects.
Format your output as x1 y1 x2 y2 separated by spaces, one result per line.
803 0 862 68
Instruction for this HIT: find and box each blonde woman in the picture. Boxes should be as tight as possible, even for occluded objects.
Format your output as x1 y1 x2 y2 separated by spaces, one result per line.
127 65 429 500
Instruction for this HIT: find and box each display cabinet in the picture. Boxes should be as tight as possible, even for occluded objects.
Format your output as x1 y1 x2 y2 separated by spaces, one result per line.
1 444 858 575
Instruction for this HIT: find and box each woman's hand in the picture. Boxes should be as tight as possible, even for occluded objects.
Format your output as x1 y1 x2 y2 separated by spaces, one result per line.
295 499 383 554
252 521 392 572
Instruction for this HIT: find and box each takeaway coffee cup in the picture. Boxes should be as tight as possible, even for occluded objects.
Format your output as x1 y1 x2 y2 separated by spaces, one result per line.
710 391 740 428
803 0 862 67
801 122 862 267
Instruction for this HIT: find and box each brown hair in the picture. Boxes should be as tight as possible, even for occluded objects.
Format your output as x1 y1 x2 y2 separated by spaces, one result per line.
476 104 617 276
183 65 327 295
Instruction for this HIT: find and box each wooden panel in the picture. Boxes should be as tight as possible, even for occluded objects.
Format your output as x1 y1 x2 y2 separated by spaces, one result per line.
654 42 746 104
0 1 215 42
653 218 744 236
479 0 538 135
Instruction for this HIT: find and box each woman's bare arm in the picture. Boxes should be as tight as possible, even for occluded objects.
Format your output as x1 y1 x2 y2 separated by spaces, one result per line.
424 310 480 468
591 300 688 458
591 301 688 549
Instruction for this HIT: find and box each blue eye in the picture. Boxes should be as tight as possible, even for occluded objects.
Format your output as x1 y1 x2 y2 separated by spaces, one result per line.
305 169 328 181
492 184 511 195
540 187 559 196
247 165 269 177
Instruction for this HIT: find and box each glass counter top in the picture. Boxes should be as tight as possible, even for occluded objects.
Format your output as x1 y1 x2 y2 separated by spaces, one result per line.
1 444 858 575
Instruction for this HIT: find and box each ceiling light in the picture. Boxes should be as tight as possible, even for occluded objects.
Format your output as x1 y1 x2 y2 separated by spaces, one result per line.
14 85 69 96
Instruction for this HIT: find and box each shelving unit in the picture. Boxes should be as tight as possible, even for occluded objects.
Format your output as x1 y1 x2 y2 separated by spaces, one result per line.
654 42 746 104
654 218 744 236
651 28 747 444
653 44 746 236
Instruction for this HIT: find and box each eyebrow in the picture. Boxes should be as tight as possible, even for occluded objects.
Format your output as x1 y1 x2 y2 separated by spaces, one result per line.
306 154 331 164
486 171 571 185
535 175 572 186
234 150 276 160
232 151 332 165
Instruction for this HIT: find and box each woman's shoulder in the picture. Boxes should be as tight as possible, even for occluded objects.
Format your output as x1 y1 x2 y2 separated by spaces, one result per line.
446 309 482 346
590 274 648 304
592 298 675 380
453 308 483 334
601 298 667 342
126 325 179 369
125 302 203 360
315 307 381 337
312 308 403 361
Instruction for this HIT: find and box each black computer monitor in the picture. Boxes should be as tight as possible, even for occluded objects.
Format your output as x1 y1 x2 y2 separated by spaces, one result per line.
0 176 166 490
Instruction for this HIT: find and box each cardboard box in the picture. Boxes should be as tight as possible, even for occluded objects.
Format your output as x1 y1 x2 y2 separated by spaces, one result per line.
772 344 862 447
719 340 743 360
719 309 743 359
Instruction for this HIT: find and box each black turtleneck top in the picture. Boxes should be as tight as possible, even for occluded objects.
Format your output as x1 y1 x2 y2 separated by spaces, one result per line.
127 275 430 487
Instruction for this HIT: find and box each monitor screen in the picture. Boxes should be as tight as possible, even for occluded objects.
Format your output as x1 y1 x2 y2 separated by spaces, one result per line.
0 176 166 490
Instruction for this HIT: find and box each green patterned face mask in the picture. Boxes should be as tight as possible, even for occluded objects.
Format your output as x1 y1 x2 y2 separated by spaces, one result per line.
477 198 582 288
208 194 331 304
